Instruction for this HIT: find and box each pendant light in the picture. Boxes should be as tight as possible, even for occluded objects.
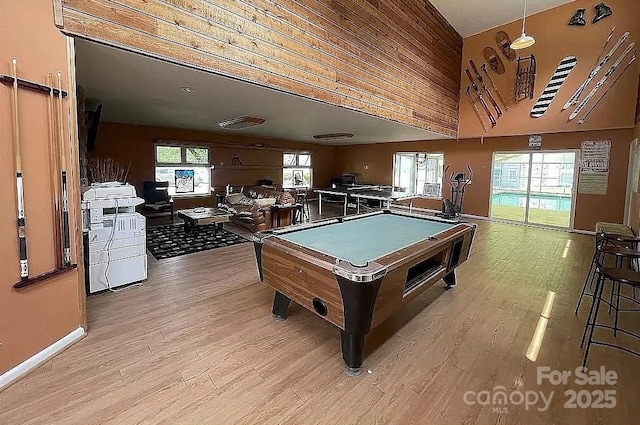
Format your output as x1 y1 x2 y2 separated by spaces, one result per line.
511 0 536 50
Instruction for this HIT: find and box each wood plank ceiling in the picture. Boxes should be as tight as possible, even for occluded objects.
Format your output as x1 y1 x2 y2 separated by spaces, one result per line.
61 0 463 138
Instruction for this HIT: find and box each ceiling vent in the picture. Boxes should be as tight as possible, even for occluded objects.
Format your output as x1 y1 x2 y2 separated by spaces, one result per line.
313 133 354 141
218 116 265 130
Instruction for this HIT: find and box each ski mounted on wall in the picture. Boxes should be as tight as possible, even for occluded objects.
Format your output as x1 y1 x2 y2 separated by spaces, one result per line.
469 60 502 118
579 52 637 124
465 86 489 132
562 29 628 110
530 56 578 118
465 68 496 127
569 43 636 121
481 63 509 110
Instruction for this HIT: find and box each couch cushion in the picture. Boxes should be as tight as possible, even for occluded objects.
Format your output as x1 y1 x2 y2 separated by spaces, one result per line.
225 193 254 206
254 197 277 208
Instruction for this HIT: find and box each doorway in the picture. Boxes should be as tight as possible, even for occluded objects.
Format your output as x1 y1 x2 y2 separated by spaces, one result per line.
625 138 639 226
490 151 578 228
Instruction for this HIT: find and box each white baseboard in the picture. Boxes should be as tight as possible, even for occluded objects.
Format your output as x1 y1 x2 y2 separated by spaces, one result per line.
0 326 86 391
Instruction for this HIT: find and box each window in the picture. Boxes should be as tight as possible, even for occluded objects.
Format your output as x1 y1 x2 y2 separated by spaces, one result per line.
508 170 518 181
155 144 211 196
392 152 444 198
283 153 312 188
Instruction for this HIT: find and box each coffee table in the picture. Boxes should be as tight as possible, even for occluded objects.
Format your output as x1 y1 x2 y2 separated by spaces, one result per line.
176 208 232 231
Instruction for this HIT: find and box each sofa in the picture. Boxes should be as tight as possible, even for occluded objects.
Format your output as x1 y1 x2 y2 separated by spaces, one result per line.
217 186 296 232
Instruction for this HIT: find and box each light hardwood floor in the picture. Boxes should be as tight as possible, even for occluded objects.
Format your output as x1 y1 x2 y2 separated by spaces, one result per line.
2 204 640 424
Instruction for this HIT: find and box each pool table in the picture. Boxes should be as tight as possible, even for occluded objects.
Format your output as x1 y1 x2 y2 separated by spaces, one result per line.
252 210 476 375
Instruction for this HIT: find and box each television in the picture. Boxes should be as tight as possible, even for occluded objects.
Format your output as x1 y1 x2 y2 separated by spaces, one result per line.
86 103 102 152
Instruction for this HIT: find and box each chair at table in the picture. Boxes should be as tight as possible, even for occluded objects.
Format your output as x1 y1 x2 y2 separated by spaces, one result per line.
580 241 640 367
141 181 174 221
294 187 310 222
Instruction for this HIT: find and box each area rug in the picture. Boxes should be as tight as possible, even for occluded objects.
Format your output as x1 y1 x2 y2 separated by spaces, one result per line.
146 224 249 260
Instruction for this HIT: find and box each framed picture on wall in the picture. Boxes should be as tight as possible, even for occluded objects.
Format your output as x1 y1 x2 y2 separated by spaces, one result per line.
175 169 195 193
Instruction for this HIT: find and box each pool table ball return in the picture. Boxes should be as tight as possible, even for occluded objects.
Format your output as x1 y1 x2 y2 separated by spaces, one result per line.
253 210 476 375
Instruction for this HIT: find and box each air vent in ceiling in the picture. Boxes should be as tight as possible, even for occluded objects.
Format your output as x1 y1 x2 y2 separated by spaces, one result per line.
313 133 354 141
218 116 265 130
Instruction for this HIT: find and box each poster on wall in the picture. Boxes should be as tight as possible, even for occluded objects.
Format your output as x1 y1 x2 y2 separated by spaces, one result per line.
578 140 611 195
175 169 195 193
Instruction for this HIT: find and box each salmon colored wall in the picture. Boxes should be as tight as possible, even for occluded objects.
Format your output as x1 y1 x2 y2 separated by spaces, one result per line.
91 122 338 209
459 0 640 138
335 128 634 231
0 1 83 373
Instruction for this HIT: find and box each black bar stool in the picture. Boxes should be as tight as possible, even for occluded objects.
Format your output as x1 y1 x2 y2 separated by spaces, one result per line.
575 232 640 314
294 187 310 222
580 244 640 367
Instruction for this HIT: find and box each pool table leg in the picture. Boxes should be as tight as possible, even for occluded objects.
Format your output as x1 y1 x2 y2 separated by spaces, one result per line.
341 331 364 376
443 271 457 289
272 291 292 321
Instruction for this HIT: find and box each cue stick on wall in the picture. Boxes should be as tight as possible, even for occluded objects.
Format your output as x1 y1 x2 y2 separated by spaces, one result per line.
10 58 29 281
56 71 72 267
48 73 62 267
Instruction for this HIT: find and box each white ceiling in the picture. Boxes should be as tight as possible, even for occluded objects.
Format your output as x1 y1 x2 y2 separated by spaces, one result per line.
430 0 575 37
74 40 447 146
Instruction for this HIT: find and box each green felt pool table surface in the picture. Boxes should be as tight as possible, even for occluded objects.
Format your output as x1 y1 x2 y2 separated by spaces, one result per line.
277 214 456 267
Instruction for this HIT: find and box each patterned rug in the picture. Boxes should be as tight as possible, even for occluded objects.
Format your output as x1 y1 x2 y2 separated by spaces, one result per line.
146 224 249 260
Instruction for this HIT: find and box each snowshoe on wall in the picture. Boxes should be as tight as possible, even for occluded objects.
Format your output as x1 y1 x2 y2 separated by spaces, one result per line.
593 3 612 24
569 9 586 26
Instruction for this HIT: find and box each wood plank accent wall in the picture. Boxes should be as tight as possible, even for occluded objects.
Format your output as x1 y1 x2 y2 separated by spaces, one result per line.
60 0 462 138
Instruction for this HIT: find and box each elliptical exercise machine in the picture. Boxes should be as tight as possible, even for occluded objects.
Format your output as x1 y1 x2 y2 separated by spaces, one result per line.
437 165 473 219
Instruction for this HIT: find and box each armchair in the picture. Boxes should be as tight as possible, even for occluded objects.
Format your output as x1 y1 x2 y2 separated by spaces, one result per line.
141 181 174 221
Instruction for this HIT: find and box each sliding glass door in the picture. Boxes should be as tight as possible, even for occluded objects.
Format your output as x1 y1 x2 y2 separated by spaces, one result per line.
491 151 577 228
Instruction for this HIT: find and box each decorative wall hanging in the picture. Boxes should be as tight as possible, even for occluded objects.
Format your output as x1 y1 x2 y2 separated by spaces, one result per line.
593 3 613 24
570 43 635 121
579 51 637 124
465 86 489 132
515 55 536 102
470 60 502 117
563 29 628 110
569 9 586 26
483 47 505 74
530 56 577 118
481 63 509 110
465 69 497 127
496 31 516 61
